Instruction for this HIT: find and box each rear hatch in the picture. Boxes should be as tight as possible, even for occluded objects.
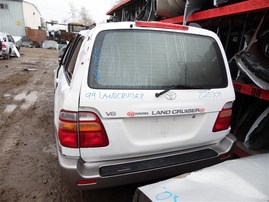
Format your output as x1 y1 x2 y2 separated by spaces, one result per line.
79 25 235 162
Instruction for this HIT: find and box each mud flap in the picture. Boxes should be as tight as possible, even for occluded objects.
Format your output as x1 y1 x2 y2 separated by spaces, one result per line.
11 43 20 58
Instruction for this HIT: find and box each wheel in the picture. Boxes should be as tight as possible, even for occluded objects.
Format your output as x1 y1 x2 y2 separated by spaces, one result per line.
4 52 10 59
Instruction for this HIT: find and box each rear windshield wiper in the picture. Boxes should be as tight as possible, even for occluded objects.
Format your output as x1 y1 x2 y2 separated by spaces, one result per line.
155 84 202 98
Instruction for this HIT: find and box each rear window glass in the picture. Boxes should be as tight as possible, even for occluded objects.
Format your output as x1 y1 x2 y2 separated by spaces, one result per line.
88 29 227 89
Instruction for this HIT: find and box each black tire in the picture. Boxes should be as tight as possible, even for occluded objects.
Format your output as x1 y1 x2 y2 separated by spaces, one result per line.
7 51 10 59
4 52 10 59
6 48 12 59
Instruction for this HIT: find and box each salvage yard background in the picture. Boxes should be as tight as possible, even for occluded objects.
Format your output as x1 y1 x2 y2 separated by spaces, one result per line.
0 48 138 202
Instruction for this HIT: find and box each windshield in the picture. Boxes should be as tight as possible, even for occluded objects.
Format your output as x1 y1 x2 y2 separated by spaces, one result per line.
88 29 227 89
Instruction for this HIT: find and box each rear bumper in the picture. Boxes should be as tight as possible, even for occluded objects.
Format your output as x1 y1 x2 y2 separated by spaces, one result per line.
57 133 236 190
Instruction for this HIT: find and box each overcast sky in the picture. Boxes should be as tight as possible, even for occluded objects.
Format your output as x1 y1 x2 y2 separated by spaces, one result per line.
26 0 117 24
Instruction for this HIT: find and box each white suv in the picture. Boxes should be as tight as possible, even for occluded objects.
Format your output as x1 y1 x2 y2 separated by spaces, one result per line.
0 32 19 59
54 21 236 189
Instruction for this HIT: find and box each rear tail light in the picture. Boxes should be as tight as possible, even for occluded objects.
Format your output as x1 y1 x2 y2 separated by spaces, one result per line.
2 43 6 49
58 110 109 148
212 102 233 132
58 110 78 148
79 112 109 147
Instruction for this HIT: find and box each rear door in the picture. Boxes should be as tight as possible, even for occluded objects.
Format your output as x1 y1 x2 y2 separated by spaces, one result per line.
79 28 235 162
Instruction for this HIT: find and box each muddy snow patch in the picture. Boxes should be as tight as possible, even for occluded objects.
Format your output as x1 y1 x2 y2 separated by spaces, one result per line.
21 91 38 109
3 91 38 113
13 91 38 110
4 93 12 97
14 92 27 101
4 105 17 113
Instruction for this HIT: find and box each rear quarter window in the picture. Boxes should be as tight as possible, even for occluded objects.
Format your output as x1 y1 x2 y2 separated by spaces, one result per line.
88 29 228 89
61 35 84 82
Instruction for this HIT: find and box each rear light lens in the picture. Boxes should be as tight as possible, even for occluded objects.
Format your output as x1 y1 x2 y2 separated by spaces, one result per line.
76 179 97 186
2 43 6 49
135 21 189 31
58 110 109 148
79 112 109 147
58 110 78 148
213 102 233 132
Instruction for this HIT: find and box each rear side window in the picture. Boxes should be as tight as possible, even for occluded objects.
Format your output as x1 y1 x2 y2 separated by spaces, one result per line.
61 35 84 82
89 29 227 89
7 35 14 43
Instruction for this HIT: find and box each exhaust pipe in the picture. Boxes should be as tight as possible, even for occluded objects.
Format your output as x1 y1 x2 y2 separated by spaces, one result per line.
156 0 186 18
